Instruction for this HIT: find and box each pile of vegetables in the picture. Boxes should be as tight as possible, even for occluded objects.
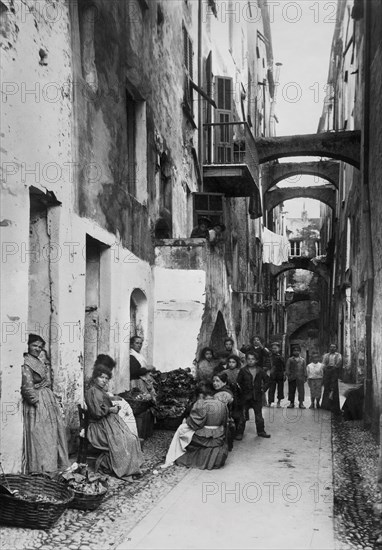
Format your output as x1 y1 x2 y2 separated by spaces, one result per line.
151 368 196 420
118 387 153 416
14 492 60 503
61 464 107 495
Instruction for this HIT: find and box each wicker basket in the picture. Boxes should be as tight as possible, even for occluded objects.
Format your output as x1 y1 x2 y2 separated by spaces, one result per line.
69 485 108 511
0 474 74 529
155 415 184 431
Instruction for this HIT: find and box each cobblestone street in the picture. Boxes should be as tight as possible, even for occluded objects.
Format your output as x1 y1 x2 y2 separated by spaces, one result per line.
1 386 381 550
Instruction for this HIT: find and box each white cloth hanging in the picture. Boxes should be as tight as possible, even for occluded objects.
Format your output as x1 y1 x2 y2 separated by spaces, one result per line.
262 227 290 265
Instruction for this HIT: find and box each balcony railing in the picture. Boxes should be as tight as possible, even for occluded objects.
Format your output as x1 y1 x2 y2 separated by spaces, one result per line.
203 121 260 202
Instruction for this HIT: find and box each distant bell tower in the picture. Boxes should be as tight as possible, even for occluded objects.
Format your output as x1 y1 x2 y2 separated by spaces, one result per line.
301 202 308 223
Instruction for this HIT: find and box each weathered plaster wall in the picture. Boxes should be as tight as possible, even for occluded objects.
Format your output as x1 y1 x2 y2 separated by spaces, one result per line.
367 0 382 429
0 0 77 470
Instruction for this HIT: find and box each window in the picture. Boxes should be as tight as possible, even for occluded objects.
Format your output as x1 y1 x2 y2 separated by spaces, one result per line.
193 192 224 226
290 241 301 257
183 25 194 117
126 90 137 195
125 87 147 203
215 77 233 163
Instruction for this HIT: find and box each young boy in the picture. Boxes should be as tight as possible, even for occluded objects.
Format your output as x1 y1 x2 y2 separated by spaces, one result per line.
306 351 324 409
268 342 286 408
237 351 271 438
285 345 307 409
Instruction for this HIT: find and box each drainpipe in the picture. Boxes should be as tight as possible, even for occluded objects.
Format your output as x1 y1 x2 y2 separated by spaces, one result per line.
198 0 204 191
361 0 374 430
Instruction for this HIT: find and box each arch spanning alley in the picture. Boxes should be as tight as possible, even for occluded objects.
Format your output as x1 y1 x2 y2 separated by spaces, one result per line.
262 161 339 193
265 185 336 212
270 259 330 283
256 130 361 168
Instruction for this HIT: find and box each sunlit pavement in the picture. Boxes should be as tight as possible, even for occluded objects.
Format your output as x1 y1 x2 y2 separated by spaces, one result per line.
117 389 335 550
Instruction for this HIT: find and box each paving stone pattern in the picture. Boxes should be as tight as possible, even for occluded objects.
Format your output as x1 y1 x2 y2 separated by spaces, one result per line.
333 418 382 550
0 431 188 550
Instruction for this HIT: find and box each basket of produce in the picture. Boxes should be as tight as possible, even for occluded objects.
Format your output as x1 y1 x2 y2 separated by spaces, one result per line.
118 388 152 416
61 464 108 511
0 473 74 529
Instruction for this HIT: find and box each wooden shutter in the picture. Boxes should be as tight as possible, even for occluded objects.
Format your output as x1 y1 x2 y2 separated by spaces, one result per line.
215 77 233 163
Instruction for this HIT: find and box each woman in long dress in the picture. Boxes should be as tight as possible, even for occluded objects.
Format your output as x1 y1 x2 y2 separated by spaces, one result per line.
21 334 69 474
175 383 229 470
94 354 138 437
321 363 341 414
85 364 143 479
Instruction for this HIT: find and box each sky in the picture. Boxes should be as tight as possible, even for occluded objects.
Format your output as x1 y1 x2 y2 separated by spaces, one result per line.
268 0 337 217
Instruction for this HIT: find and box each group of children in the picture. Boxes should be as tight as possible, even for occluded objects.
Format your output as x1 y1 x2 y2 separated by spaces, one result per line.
195 337 327 442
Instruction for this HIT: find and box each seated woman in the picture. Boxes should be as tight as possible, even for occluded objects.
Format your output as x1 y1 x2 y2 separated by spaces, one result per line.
94 354 138 438
212 372 234 405
196 347 217 384
21 334 70 474
175 383 229 470
85 364 143 480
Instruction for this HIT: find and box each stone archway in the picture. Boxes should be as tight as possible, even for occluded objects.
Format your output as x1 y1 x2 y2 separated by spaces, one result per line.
255 130 361 168
262 161 339 193
270 257 330 284
265 185 336 212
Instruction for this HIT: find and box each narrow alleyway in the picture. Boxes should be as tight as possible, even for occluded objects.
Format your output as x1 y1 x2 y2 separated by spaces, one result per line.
118 400 334 550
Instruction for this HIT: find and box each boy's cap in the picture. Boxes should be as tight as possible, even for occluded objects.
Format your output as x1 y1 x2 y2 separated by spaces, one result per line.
291 344 301 351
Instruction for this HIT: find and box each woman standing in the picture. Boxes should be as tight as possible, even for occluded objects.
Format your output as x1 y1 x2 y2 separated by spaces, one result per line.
85 364 143 479
21 334 69 474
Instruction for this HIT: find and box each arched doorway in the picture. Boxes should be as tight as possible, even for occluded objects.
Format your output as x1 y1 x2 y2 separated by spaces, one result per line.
130 289 148 343
209 311 228 355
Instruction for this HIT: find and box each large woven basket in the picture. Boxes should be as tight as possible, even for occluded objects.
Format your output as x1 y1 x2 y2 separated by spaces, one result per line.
69 485 108 511
0 474 74 529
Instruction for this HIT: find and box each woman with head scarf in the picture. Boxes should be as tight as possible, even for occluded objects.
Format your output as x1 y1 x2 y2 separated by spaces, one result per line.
85 363 143 480
21 334 69 473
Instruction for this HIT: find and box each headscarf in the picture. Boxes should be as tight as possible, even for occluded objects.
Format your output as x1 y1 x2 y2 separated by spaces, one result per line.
28 333 46 346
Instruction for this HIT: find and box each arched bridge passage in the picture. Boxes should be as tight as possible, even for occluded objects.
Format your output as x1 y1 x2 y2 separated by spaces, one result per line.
269 258 330 284
262 161 340 193
264 185 336 212
255 131 361 169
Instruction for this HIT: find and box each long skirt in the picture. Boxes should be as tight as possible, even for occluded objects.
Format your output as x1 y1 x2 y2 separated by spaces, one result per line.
23 387 69 474
308 378 323 400
176 431 228 470
87 414 143 479
321 383 341 414
163 421 195 465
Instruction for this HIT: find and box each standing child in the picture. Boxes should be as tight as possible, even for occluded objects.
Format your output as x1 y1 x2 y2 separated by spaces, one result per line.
268 342 286 408
285 345 307 409
237 352 271 438
306 351 324 409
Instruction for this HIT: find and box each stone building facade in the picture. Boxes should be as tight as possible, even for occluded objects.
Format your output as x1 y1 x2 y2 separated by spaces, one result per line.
0 0 275 471
319 0 382 433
